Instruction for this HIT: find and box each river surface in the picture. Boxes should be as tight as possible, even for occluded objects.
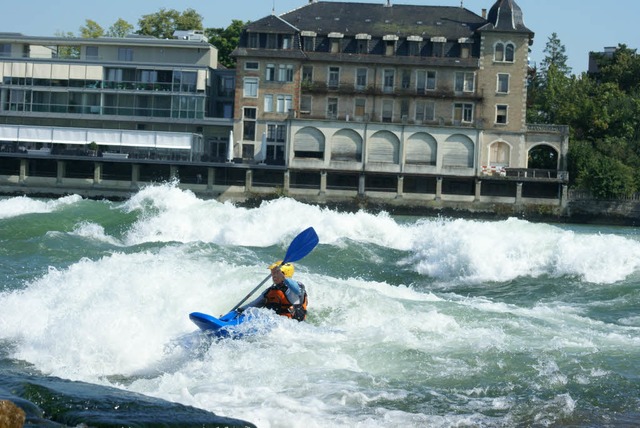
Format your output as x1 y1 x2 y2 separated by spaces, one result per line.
0 183 638 427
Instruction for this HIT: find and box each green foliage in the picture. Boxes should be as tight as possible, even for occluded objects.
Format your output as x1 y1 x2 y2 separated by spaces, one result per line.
106 19 134 38
531 35 640 198
206 20 247 69
80 20 104 38
137 8 203 39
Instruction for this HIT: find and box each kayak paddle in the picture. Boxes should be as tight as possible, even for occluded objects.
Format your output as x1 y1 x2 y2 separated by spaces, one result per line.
229 227 319 312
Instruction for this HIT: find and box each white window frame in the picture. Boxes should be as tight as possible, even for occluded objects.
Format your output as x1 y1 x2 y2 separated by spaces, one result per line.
383 69 395 93
264 94 273 112
497 73 510 94
328 67 340 88
496 104 508 125
453 103 474 123
454 72 475 93
265 64 276 82
243 77 258 98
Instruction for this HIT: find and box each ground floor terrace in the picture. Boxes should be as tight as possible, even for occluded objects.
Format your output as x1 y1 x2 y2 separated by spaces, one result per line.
0 153 569 217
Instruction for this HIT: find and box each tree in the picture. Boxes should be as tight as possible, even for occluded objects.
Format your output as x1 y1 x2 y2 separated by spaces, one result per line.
527 33 573 125
539 32 572 78
137 8 203 39
592 44 640 93
79 19 104 38
106 19 134 38
206 20 247 68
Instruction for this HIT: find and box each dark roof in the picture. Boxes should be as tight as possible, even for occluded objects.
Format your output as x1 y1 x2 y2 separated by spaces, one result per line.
245 14 299 34
251 2 489 39
480 0 533 35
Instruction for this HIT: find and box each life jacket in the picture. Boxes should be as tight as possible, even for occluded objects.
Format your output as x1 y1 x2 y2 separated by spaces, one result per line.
264 281 308 321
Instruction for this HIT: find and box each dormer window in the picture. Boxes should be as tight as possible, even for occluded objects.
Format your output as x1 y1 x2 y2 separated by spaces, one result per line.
431 36 446 57
407 35 423 56
301 31 317 51
282 35 293 49
383 35 398 56
458 37 473 59
494 42 515 62
355 33 371 54
329 32 344 53
248 33 259 48
266 34 277 49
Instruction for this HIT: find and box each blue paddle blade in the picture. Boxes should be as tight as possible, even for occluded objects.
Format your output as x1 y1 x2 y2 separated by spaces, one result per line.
282 227 319 264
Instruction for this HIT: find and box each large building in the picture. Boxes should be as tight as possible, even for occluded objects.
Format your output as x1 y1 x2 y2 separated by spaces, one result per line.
0 31 234 162
231 0 568 201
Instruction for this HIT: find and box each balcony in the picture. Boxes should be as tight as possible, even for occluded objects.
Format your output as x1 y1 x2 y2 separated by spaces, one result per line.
301 80 483 100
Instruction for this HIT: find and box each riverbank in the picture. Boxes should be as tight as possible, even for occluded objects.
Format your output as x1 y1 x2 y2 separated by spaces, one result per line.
3 180 639 227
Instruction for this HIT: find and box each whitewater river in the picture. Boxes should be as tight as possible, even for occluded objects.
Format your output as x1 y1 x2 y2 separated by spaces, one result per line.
0 183 638 427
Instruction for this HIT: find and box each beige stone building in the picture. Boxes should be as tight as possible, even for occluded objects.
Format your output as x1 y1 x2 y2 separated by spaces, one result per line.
231 0 568 203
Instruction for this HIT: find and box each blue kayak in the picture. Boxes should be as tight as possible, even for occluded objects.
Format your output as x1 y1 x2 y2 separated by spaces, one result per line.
189 310 247 338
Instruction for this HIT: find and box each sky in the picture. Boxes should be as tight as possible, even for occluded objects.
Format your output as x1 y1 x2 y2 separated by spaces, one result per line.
0 0 637 75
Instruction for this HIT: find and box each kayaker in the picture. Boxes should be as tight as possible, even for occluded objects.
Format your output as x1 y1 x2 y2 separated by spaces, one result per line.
238 261 308 321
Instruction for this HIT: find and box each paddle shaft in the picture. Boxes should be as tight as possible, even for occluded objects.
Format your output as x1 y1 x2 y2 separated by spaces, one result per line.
230 273 271 312
228 227 319 314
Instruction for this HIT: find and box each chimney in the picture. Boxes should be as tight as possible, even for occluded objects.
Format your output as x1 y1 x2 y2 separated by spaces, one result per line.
482 8 487 19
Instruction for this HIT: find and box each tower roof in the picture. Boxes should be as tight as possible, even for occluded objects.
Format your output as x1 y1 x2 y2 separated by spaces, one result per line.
481 0 533 35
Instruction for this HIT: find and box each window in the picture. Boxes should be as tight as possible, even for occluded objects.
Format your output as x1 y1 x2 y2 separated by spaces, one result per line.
243 77 258 97
415 100 435 122
385 40 395 56
118 48 133 61
245 61 259 70
276 95 292 113
356 68 367 90
328 67 340 89
303 36 315 51
266 64 275 81
432 41 444 57
497 73 510 93
331 39 340 53
0 44 10 57
278 64 294 82
416 70 436 93
382 100 393 122
453 103 474 123
461 45 470 59
243 107 257 141
383 69 395 93
248 33 259 48
496 104 508 124
302 66 313 83
327 97 338 119
282 35 292 49
267 124 287 143
495 42 515 62
454 72 475 93
401 99 409 120
86 46 99 59
267 34 277 49
354 98 366 118
300 95 312 114
357 39 368 54
505 44 515 62
409 41 420 56
264 94 273 112
266 124 287 162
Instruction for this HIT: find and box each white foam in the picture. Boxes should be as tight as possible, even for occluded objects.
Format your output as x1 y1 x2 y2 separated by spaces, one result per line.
0 194 82 219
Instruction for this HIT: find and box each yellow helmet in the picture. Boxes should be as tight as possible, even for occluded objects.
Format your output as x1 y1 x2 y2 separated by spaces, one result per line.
268 260 294 278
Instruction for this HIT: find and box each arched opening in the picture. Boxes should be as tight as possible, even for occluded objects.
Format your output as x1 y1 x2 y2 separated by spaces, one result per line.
528 144 558 170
